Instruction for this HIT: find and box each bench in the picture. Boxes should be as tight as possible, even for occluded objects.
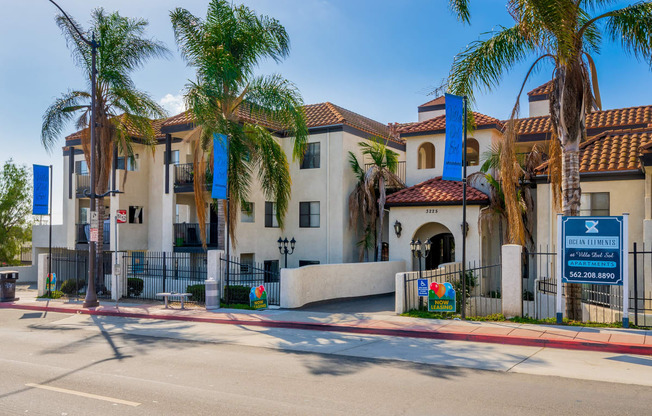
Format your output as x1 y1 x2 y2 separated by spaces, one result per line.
156 292 192 309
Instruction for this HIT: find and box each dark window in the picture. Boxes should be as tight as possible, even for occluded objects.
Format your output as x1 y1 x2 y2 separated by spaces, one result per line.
117 154 138 171
301 142 320 169
75 160 88 175
299 260 320 267
264 260 279 282
580 192 609 216
299 202 320 228
164 150 179 165
265 202 279 228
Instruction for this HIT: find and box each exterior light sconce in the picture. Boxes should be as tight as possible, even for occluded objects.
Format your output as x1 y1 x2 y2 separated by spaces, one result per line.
461 221 469 237
394 220 402 238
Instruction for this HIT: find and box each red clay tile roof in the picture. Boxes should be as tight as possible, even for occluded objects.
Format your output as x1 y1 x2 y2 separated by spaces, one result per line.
419 96 446 107
397 111 502 135
536 127 652 174
66 115 165 141
386 177 489 205
527 81 553 97
161 102 404 145
515 105 652 137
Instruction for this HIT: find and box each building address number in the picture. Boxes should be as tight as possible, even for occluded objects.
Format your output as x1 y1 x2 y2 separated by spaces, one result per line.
425 209 439 214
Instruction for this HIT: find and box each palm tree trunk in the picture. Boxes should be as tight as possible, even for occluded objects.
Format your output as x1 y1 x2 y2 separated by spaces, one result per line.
562 149 583 320
377 176 386 262
97 198 105 294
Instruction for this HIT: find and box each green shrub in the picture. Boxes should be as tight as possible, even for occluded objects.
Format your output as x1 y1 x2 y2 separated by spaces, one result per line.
38 290 64 299
187 284 205 303
127 278 144 297
60 279 80 295
223 285 250 304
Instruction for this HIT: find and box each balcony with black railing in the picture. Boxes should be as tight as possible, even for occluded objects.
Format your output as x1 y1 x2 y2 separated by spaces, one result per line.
173 223 222 252
364 161 406 189
173 163 213 193
75 174 91 198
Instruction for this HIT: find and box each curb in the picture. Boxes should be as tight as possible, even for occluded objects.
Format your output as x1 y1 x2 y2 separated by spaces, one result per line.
2 302 651 356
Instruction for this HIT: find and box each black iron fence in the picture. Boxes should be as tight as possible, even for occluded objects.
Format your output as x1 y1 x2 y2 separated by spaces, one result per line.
122 251 207 301
523 245 652 327
403 261 502 317
174 163 194 186
173 223 222 249
365 161 406 186
50 248 113 299
221 256 280 306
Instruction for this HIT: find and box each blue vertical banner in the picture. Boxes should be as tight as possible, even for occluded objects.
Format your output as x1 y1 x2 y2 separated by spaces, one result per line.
212 133 228 199
33 164 49 215
442 93 464 181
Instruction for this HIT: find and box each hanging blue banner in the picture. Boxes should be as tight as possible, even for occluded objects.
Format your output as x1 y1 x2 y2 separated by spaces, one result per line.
442 93 464 181
33 164 49 215
211 133 228 199
561 216 624 285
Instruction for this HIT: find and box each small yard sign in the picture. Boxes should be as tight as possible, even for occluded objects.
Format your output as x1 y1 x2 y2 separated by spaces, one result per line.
249 285 268 309
116 209 127 224
428 282 456 313
417 279 428 297
46 273 56 292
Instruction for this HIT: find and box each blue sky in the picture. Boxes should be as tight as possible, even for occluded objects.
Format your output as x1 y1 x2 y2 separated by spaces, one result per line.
1 0 651 222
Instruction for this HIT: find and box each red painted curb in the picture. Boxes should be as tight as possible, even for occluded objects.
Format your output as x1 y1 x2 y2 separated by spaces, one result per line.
2 302 651 356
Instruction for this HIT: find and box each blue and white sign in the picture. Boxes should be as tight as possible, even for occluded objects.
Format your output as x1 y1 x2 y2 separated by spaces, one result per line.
417 279 428 297
211 133 228 199
561 216 624 285
32 164 49 215
442 93 464 181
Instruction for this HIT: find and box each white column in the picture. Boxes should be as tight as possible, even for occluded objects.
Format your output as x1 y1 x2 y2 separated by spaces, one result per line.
501 244 523 318
394 272 406 314
37 253 49 297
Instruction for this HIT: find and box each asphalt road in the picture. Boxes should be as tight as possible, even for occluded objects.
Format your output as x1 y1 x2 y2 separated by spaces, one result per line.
1 309 651 416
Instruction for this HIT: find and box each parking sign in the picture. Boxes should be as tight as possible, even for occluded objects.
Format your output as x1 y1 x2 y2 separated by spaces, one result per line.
417 279 428 297
116 209 127 224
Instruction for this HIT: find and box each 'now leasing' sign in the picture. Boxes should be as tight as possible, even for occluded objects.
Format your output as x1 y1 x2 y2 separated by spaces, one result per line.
561 216 624 285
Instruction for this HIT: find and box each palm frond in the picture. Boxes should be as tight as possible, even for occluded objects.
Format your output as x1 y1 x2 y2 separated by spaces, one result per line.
41 90 90 152
605 2 652 65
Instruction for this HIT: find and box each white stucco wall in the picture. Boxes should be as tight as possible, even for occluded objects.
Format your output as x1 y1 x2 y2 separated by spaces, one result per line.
280 260 406 308
529 100 550 117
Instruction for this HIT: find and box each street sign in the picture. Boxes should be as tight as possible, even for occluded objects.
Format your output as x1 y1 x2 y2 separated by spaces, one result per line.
417 279 428 297
90 211 99 229
561 216 624 285
90 228 99 242
116 209 127 224
114 264 121 276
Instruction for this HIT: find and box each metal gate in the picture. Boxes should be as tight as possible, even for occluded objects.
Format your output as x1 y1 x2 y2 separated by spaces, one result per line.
50 248 113 299
122 251 207 300
221 256 280 306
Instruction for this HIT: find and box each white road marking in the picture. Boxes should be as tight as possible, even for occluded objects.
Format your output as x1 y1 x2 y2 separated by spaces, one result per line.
25 383 140 407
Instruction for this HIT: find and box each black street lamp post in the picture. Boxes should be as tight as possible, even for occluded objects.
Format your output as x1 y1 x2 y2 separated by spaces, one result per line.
410 238 432 309
277 237 296 268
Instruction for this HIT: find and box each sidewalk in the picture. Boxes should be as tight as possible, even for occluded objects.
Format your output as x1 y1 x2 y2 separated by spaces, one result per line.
2 288 651 356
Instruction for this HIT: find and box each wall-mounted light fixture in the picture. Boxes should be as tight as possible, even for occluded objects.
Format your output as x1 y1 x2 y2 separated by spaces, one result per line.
394 220 402 238
461 221 469 237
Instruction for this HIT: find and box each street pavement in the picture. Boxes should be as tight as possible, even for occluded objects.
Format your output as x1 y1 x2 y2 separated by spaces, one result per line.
1 308 652 415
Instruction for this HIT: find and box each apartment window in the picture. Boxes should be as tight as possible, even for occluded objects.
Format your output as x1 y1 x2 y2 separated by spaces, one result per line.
580 192 609 216
299 260 320 267
301 142 320 169
79 207 89 224
241 202 255 223
265 202 279 228
466 139 479 166
117 154 139 171
164 150 180 165
75 160 89 175
299 202 320 228
417 143 435 169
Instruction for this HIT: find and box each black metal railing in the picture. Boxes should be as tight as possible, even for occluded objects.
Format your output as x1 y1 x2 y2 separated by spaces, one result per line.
174 163 194 187
75 174 90 197
222 256 280 306
173 223 221 248
364 161 406 185
123 251 207 301
403 261 502 317
76 223 110 245
50 248 113 299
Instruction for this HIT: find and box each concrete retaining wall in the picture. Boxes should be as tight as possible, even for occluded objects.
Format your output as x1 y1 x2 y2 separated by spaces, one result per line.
280 260 405 309
0 264 36 283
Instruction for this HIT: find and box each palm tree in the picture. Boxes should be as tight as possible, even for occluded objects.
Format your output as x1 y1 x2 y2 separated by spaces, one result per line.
348 139 404 262
41 8 169 286
170 0 308 246
447 0 652 319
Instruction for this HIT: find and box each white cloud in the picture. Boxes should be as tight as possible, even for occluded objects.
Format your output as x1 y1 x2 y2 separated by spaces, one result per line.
159 93 186 115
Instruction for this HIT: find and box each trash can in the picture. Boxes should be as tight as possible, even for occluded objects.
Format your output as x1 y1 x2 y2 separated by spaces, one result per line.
0 271 19 302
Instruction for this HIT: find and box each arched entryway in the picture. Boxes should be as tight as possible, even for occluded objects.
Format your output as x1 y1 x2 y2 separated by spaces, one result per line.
412 222 456 271
425 233 455 269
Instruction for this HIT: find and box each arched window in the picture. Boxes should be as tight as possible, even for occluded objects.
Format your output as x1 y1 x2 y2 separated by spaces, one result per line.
466 138 479 166
417 142 435 169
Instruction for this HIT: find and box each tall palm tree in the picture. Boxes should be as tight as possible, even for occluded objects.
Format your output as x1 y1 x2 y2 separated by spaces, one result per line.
170 0 308 246
41 8 169 286
348 139 404 262
448 0 652 319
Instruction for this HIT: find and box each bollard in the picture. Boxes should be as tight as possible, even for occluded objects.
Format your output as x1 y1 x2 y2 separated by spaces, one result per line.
205 279 220 310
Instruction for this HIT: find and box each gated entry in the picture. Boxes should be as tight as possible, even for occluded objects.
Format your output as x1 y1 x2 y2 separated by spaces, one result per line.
221 256 280 306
